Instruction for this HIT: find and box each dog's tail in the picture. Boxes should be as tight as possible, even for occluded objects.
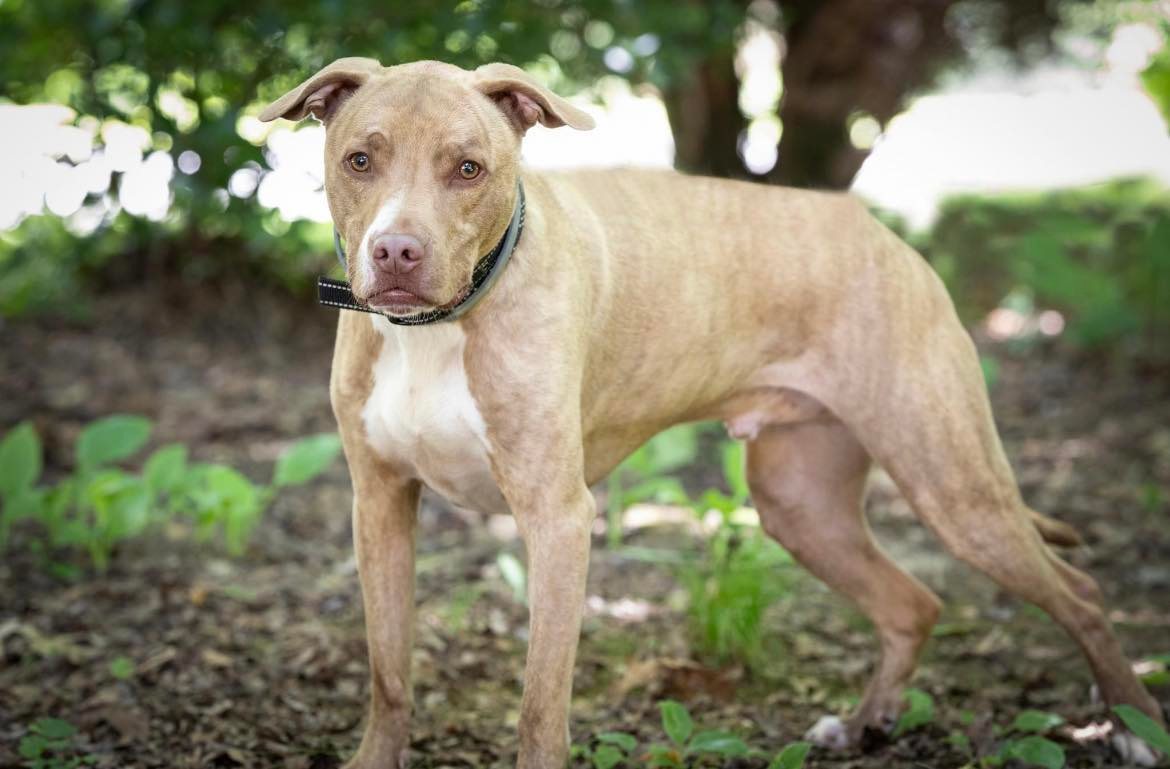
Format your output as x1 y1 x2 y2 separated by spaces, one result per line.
1030 508 1083 547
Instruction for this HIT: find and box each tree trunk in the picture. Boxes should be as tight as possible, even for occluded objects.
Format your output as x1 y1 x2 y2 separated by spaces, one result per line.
769 0 957 189
663 48 748 178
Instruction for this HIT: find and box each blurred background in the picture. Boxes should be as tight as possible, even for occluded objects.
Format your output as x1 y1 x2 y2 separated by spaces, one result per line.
1 2 1169 769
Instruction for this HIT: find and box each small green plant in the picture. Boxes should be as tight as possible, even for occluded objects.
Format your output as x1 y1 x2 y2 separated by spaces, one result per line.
108 656 134 680
979 709 1066 769
0 417 341 574
571 732 637 769
893 688 936 737
645 700 749 767
18 718 95 769
678 441 797 668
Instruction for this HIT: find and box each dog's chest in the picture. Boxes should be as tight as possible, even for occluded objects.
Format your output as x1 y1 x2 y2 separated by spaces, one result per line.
362 318 507 514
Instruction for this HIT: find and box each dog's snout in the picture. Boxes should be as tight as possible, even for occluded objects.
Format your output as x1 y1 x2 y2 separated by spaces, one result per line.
371 233 428 274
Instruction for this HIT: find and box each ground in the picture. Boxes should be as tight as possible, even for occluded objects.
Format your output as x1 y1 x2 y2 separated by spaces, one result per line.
0 282 1167 768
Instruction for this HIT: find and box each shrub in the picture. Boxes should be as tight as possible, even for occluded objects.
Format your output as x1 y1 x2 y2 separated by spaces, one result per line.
0 416 341 576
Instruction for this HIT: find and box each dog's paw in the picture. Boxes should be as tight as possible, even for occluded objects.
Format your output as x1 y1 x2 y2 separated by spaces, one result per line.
1111 731 1161 768
804 715 851 750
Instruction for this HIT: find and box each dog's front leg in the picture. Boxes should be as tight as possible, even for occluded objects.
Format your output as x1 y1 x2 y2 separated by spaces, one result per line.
484 411 593 768
345 462 421 769
511 483 594 768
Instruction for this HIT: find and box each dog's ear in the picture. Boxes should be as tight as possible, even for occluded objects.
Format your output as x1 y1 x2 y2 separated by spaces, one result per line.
474 63 595 133
259 57 382 123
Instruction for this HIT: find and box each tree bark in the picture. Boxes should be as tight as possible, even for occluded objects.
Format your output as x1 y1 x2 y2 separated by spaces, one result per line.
769 0 957 189
663 47 748 179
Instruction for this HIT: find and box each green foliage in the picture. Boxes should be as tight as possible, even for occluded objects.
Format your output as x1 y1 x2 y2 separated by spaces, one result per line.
605 424 698 547
0 418 341 573
1011 710 1065 734
75 415 151 471
646 700 749 767
572 731 638 769
929 179 1170 360
893 688 935 737
678 440 797 668
273 433 343 487
1001 735 1066 769
18 718 95 769
680 525 795 667
769 741 812 769
608 427 796 669
1113 704 1170 755
108 656 135 680
1142 24 1170 126
659 700 693 746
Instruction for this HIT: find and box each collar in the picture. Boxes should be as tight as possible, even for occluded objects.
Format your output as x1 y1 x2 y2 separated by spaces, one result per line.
318 182 526 326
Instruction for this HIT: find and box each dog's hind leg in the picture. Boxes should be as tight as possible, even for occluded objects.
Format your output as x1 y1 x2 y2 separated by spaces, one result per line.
746 419 943 747
816 300 1163 738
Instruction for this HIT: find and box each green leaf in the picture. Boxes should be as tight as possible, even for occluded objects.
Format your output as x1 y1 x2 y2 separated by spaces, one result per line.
203 465 261 555
659 700 693 747
0 421 42 497
597 732 637 752
721 441 749 502
109 655 135 680
1140 669 1170 687
76 415 151 470
272 433 341 487
980 355 1001 389
1004 735 1065 769
18 734 46 759
893 688 935 737
687 729 748 756
769 741 812 769
496 551 527 604
1113 704 1170 754
32 717 76 739
144 444 188 494
1011 710 1064 734
1 488 46 548
592 744 624 769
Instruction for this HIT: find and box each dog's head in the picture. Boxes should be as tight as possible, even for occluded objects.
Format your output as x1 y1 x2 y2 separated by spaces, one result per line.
260 59 593 316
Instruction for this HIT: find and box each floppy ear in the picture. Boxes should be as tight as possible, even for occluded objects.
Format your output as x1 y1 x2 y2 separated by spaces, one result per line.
259 57 382 123
474 63 595 133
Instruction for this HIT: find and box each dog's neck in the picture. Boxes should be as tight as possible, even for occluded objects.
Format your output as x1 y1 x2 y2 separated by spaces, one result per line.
319 182 526 326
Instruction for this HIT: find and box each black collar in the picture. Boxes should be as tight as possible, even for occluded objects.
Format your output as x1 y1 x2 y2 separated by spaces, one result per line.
318 183 526 326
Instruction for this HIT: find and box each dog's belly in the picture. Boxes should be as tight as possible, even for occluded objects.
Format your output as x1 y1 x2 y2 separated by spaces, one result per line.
362 317 508 515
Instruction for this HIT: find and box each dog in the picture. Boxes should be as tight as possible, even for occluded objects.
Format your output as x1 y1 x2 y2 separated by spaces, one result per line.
259 58 1164 768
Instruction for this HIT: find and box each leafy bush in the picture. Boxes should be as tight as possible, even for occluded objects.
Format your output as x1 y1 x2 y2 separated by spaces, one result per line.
928 178 1170 359
0 416 340 576
678 442 798 668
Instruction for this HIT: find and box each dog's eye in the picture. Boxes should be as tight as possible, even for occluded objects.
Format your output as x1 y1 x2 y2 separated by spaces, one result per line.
348 152 370 172
458 160 480 180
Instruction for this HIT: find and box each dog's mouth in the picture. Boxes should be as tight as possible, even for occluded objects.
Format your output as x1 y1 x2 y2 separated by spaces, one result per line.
364 283 473 317
366 287 435 315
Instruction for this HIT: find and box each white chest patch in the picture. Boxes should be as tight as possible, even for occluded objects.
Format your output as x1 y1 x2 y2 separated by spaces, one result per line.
362 316 507 514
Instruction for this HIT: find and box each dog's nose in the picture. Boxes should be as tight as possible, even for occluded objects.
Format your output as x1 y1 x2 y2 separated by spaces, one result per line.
371 234 427 274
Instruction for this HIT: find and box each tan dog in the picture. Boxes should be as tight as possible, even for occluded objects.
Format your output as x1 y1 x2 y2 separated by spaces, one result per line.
260 59 1163 768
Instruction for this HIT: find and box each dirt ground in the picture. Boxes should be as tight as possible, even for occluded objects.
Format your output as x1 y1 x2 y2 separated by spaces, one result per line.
1 282 1167 768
